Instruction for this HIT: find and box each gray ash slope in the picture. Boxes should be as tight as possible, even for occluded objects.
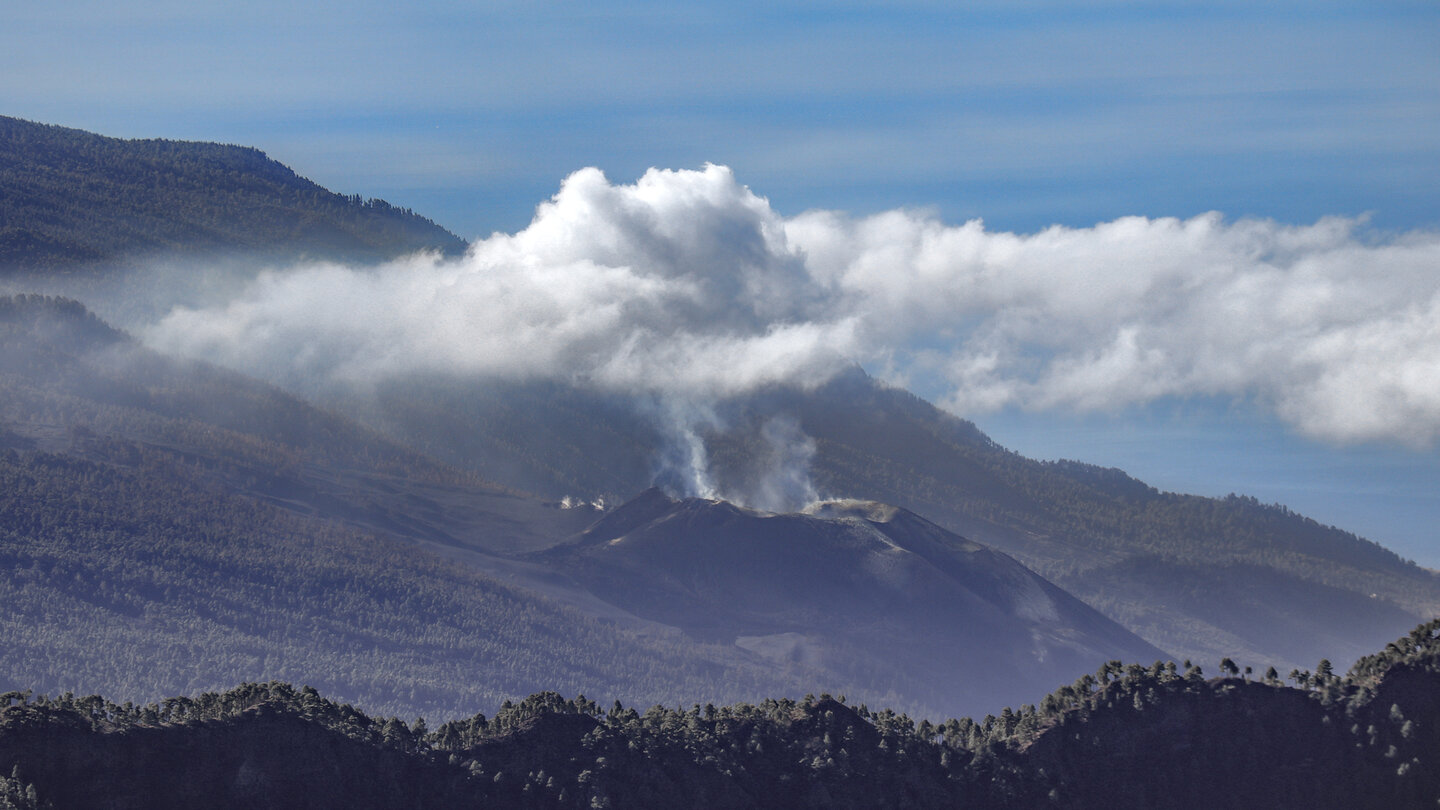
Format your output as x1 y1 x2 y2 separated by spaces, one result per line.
548 488 1167 716
360 370 1438 675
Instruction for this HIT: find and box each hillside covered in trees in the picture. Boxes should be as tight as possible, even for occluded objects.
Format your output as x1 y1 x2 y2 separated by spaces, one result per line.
2 285 1435 725
0 294 1171 722
0 116 466 272
0 295 827 719
1 619 1436 809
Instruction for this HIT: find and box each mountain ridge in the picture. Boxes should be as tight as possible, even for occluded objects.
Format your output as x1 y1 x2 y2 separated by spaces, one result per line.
2 115 1437 716
0 295 840 719
0 115 467 272
354 370 1440 672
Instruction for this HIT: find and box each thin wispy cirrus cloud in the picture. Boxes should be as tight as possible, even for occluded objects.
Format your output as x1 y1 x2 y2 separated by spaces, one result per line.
146 165 1440 447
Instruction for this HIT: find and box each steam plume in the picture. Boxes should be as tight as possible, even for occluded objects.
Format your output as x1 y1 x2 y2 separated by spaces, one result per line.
748 416 819 513
645 395 720 500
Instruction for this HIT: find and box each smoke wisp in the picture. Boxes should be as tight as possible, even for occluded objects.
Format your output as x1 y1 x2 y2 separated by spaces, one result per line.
644 394 721 501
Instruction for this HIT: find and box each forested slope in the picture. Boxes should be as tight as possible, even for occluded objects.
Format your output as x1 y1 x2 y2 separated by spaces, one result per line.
0 295 851 719
0 116 466 272
1 619 1436 809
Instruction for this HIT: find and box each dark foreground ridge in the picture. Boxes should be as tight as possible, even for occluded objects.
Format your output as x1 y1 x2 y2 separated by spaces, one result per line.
1 619 1437 809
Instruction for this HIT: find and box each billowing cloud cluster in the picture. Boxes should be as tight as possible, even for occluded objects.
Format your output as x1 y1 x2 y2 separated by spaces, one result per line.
148 166 852 400
145 165 1440 446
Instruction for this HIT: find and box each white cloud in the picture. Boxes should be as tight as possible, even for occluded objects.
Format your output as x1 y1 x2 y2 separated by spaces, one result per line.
144 165 1440 446
145 165 854 400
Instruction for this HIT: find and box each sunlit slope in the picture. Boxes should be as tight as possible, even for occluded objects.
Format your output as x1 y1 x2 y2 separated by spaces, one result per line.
0 116 466 272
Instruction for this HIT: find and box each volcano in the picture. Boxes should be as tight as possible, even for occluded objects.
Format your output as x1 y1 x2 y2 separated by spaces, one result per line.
548 489 1167 717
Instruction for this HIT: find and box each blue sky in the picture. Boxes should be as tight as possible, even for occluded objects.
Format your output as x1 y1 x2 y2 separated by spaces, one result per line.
9 2 1438 237
7 1 1440 563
